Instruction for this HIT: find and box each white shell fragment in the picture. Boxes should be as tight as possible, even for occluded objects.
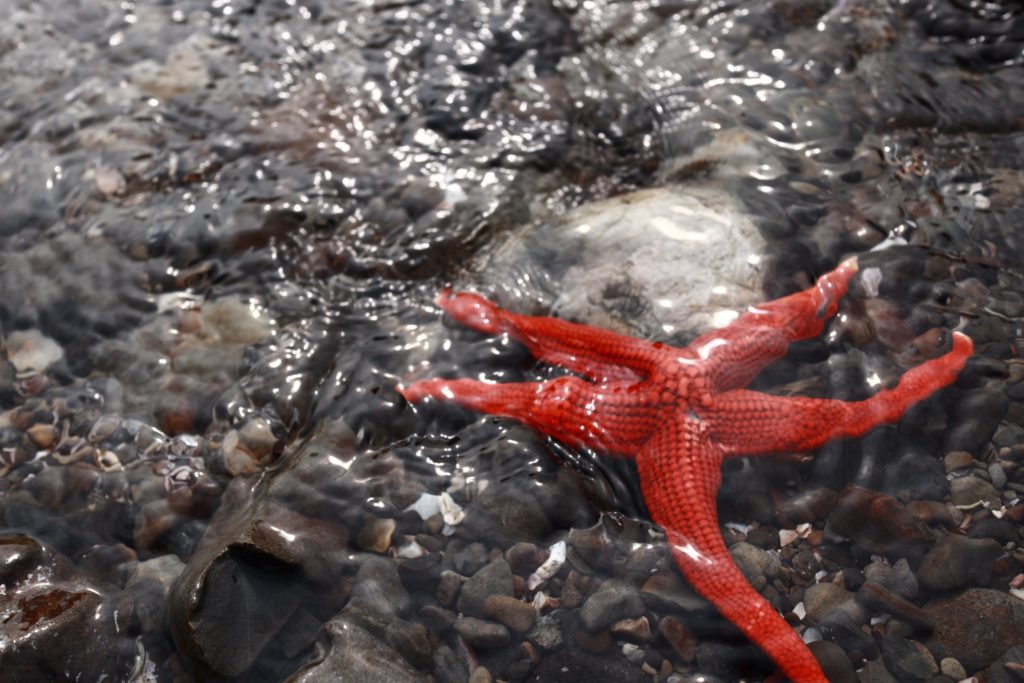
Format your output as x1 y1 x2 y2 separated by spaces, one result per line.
528 540 566 591
395 538 428 559
6 330 64 374
406 492 443 520
438 492 465 528
405 491 465 535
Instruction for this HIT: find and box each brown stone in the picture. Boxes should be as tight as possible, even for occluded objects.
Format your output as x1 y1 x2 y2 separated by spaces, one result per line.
658 615 696 663
574 626 611 654
610 616 653 643
483 595 537 633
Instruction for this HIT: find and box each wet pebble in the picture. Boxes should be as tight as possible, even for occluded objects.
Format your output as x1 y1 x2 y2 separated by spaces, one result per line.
951 475 1002 508
355 515 397 554
506 541 540 575
944 390 1008 455
580 578 646 631
863 558 918 599
826 485 932 558
856 581 933 631
943 451 974 472
803 582 855 622
916 534 1001 592
610 615 652 644
483 595 537 633
986 644 1024 683
469 667 494 683
573 625 612 653
420 604 456 631
5 330 64 374
881 636 938 681
939 657 967 680
808 639 856 683
925 588 1024 672
527 611 565 650
968 515 1020 543
458 559 513 618
432 645 469 683
989 461 1009 489
455 616 511 649
658 615 697 664
451 541 490 576
777 487 837 526
905 500 956 527
436 570 463 607
729 541 780 590
0 533 134 682
125 554 185 634
462 485 553 548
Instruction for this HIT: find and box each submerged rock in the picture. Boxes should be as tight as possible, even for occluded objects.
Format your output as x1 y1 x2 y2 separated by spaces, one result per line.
925 588 1024 673
474 184 768 340
0 533 135 682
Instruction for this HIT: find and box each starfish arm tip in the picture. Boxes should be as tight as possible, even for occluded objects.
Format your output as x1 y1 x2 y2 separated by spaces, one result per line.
396 380 437 403
952 330 974 355
436 290 505 334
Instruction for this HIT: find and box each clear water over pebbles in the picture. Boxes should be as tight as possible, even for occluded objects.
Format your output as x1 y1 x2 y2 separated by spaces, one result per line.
2 1 1024 681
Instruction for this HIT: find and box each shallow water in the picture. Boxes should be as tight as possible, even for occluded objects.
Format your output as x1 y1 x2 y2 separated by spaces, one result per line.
2 1 1024 681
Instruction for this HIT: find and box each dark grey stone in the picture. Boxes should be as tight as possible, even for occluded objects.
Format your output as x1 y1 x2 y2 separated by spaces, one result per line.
457 558 513 618
580 578 645 631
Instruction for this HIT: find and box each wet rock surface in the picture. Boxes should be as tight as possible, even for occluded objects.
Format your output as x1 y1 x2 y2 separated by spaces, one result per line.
0 533 136 682
1 0 1024 682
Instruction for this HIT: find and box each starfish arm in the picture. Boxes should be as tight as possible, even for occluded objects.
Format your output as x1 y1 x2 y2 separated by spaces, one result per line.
688 257 859 391
708 331 974 456
436 290 660 382
398 375 659 454
637 422 828 683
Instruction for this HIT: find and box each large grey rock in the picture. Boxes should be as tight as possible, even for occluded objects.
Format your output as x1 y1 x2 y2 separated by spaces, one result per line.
475 184 767 340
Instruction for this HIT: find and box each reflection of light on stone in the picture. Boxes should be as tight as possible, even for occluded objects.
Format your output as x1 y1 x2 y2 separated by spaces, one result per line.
866 373 882 388
712 285 728 295
327 454 354 470
266 525 297 543
652 216 710 242
657 298 673 308
575 223 591 234
711 309 740 328
747 254 762 266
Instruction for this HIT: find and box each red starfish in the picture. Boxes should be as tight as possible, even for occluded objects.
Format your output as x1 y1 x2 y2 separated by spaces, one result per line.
400 256 973 682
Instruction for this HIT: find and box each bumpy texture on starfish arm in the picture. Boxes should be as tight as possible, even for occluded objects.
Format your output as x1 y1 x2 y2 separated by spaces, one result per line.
399 256 974 683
